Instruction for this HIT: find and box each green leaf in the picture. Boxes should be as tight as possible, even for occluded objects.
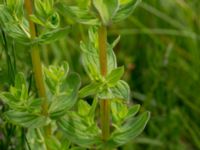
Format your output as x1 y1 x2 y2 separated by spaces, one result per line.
44 62 69 94
97 88 114 100
34 0 46 17
98 80 130 100
56 3 99 25
4 110 50 128
105 0 120 19
106 67 124 86
37 27 69 44
0 5 30 42
0 72 33 110
32 12 60 28
30 14 46 26
111 35 121 48
113 0 142 22
12 72 29 101
92 0 109 25
27 98 42 113
111 100 128 123
110 111 150 146
92 0 119 25
34 0 54 17
110 80 130 100
6 0 24 18
79 82 102 98
78 100 91 116
45 136 62 150
118 104 128 119
34 0 60 28
88 97 98 120
126 104 140 120
57 115 101 148
14 72 27 89
0 92 20 109
80 44 101 81
107 44 118 72
46 12 60 28
49 73 81 119
80 27 117 81
27 128 50 150
5 23 30 44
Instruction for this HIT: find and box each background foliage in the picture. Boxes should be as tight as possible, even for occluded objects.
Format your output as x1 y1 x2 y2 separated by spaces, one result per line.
0 0 200 149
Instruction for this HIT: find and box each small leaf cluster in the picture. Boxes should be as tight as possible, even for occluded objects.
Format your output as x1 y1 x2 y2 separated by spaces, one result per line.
0 73 48 128
44 63 81 119
0 0 68 45
56 0 142 26
31 0 60 28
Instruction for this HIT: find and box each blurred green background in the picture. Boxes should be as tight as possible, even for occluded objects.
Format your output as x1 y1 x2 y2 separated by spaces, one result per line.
1 0 200 149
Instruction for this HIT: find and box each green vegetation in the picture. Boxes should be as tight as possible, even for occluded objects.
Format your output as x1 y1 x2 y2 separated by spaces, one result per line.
0 0 200 150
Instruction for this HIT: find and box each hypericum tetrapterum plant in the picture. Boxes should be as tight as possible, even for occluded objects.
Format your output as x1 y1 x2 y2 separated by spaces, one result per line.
56 0 150 149
0 0 150 149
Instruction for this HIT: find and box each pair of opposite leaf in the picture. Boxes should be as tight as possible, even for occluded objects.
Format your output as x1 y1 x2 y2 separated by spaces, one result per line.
56 0 142 25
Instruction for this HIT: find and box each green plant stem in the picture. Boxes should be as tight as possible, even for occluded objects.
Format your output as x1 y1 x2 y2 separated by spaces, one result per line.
24 0 50 137
98 25 110 142
31 46 48 112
